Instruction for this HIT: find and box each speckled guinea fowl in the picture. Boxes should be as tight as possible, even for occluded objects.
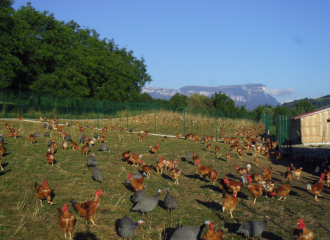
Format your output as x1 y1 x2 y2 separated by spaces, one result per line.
164 188 178 214
185 150 193 160
131 189 161 217
236 215 270 240
132 185 147 203
87 153 97 167
98 143 110 152
92 167 103 183
64 133 71 141
170 221 207 240
117 216 144 240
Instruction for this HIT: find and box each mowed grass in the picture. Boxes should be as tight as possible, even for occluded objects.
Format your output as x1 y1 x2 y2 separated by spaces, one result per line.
0 117 329 240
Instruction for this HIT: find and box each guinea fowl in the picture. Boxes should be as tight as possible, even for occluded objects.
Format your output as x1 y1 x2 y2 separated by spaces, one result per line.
132 185 147 203
185 150 193 161
34 132 41 137
131 189 161 217
93 132 98 139
164 188 178 214
170 221 207 240
0 134 3 143
92 167 103 183
98 143 110 152
43 123 47 128
48 125 52 130
79 133 86 144
236 215 270 240
117 216 145 240
64 133 71 141
240 170 251 187
87 153 97 167
44 132 50 137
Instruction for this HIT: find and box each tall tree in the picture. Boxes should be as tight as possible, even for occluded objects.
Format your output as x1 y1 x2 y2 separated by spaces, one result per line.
170 93 188 108
188 93 208 109
0 0 19 89
0 2 152 101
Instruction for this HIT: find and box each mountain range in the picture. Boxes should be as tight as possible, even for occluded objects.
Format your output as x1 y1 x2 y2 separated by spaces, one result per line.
142 84 280 110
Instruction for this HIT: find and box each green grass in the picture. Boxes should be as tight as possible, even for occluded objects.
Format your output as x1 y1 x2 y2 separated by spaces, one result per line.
0 117 329 239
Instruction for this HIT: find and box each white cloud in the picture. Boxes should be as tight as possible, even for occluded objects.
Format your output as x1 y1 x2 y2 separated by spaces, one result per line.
264 87 296 96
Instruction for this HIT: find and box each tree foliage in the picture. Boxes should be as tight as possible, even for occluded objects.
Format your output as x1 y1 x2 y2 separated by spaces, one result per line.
187 93 208 108
0 2 152 101
169 93 188 109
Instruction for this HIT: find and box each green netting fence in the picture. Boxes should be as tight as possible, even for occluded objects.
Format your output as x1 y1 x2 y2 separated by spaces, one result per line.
276 115 292 151
0 89 269 139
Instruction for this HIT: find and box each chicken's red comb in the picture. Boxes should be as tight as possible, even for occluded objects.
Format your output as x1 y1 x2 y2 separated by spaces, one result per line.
62 203 68 212
44 180 48 186
298 219 304 223
97 189 102 195
128 173 132 178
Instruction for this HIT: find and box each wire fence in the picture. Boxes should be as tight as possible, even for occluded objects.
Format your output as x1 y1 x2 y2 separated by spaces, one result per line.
0 89 270 140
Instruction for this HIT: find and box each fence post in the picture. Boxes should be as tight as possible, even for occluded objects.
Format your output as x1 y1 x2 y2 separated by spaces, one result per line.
215 109 217 141
44 95 46 117
54 96 57 119
90 100 92 121
18 90 20 117
246 112 249 139
154 108 156 134
127 104 129 131
70 98 73 123
32 93 34 119
5 90 7 118
184 108 186 136
66 97 69 120
97 100 99 129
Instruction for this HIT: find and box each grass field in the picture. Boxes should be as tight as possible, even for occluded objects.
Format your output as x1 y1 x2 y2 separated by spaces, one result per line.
0 116 329 240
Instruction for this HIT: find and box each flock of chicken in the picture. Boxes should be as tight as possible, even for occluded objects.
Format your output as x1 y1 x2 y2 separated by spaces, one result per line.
1 115 329 239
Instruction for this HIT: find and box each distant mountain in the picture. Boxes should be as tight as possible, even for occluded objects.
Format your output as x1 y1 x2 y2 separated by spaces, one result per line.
142 84 280 110
282 95 330 110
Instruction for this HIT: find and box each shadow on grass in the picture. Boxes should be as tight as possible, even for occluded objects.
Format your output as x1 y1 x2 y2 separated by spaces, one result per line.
123 183 135 192
195 199 222 212
262 231 283 240
73 230 98 240
161 173 173 181
200 184 220 192
0 169 12 176
162 227 178 240
158 199 167 211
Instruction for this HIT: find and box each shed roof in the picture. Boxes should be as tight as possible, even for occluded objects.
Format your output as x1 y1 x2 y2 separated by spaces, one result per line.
291 107 330 120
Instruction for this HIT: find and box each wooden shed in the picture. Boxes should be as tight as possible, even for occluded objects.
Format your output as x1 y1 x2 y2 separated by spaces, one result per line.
291 108 330 145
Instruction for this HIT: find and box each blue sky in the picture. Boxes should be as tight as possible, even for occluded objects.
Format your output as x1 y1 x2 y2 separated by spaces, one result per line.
13 0 330 104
